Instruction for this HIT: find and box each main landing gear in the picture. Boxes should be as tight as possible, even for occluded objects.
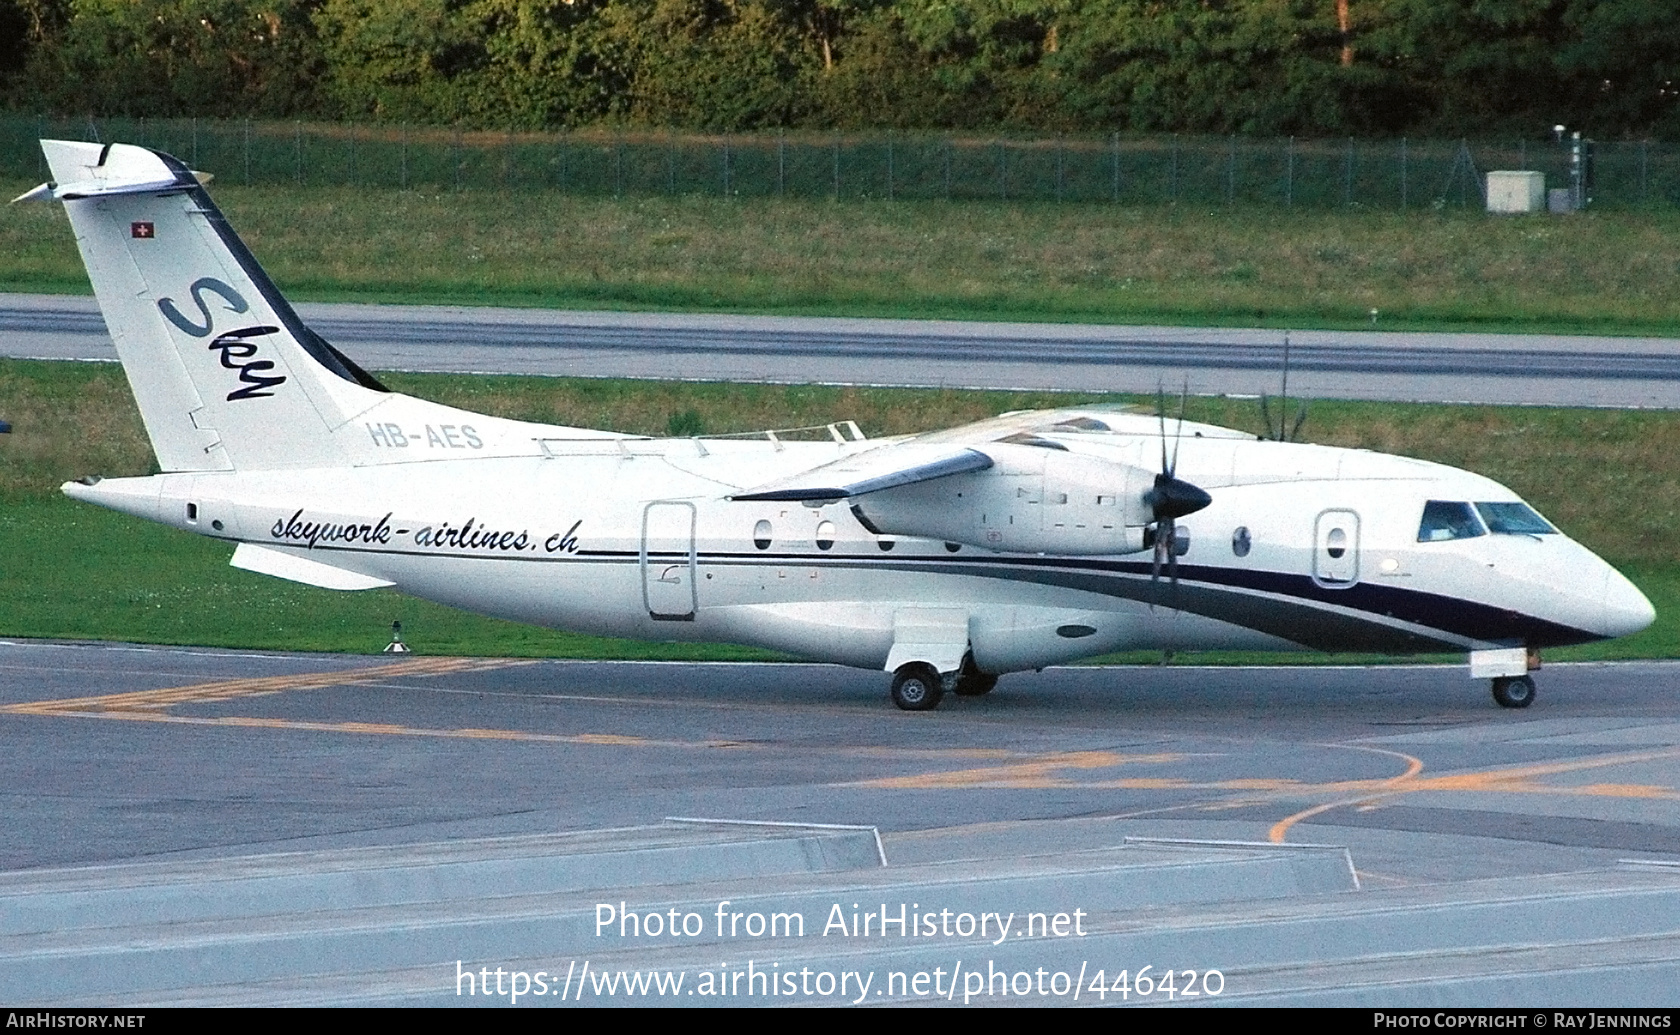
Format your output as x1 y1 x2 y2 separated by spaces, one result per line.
890 663 942 711
1491 674 1536 709
889 661 998 710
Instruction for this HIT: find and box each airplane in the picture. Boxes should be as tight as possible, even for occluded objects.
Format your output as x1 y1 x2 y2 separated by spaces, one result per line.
16 139 1656 711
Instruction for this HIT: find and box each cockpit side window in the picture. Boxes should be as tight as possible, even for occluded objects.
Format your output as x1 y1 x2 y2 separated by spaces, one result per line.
1475 502 1556 535
1417 501 1485 542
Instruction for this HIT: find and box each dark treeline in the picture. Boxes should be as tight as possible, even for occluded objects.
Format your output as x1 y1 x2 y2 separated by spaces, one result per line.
2 0 1676 138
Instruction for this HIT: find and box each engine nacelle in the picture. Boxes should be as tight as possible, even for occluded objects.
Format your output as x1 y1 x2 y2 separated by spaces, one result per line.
852 442 1152 555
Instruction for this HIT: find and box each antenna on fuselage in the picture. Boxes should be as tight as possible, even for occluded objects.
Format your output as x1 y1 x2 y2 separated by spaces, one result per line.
1259 331 1309 442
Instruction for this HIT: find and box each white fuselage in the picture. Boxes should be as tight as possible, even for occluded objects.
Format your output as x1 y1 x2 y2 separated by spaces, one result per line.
67 411 1654 675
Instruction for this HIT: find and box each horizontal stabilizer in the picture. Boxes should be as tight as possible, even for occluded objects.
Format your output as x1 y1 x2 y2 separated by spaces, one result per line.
11 144 189 203
231 543 394 591
732 446 994 502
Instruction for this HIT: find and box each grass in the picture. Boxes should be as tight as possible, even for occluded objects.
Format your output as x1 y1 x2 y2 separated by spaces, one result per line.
0 496 785 658
4 180 1680 334
1 358 1677 661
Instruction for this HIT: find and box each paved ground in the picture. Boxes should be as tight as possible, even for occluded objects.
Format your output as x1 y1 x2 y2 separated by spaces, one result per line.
5 640 1678 891
6 292 1680 407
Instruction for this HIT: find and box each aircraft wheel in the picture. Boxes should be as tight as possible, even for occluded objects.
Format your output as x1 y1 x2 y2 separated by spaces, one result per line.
1491 675 1536 709
891 664 943 711
954 672 998 697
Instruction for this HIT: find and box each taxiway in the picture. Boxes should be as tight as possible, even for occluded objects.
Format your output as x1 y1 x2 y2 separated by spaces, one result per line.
7 642 1680 1004
5 293 1679 407
4 641 1677 879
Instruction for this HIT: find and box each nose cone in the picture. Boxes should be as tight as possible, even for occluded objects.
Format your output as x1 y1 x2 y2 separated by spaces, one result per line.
1603 567 1656 639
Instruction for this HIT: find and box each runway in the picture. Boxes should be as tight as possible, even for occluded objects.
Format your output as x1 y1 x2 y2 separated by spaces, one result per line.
7 641 1680 1004
5 292 1680 408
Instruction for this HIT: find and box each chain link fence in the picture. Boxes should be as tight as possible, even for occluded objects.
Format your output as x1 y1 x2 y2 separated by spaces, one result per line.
3 114 1675 209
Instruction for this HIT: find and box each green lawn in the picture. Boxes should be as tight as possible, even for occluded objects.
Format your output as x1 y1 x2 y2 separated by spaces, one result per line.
2 359 1676 661
0 496 777 659
5 180 1679 334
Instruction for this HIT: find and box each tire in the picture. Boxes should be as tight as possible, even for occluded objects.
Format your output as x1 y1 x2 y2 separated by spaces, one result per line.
891 664 943 711
1491 675 1536 709
954 672 998 697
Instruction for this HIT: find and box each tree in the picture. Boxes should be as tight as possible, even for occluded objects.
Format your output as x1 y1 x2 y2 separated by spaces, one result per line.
34 0 326 116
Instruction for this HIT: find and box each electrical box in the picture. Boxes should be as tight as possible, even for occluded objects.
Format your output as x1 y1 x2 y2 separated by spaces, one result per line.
1485 171 1545 214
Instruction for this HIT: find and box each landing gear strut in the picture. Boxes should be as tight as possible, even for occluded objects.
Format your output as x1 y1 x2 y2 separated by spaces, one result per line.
890 663 943 711
953 656 997 697
1491 674 1536 709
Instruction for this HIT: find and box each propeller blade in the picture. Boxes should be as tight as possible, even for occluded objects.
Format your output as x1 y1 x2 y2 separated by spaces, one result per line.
1155 384 1170 475
1142 383 1206 614
1168 526 1181 609
1149 519 1171 611
1169 380 1188 478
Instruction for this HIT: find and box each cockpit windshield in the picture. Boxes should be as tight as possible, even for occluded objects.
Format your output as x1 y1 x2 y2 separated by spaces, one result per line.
1417 501 1484 542
1475 502 1556 535
1419 500 1557 542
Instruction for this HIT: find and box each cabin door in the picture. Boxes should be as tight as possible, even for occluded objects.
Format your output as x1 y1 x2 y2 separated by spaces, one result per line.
641 502 697 621
1313 509 1361 587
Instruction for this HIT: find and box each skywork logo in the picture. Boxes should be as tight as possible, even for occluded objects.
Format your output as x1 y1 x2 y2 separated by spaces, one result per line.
209 327 286 400
158 277 246 336
157 277 289 401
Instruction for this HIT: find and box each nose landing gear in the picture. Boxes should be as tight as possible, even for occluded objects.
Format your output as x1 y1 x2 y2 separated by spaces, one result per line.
1491 675 1536 709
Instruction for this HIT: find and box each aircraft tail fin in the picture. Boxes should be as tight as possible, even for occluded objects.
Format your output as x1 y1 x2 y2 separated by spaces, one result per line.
25 140 388 472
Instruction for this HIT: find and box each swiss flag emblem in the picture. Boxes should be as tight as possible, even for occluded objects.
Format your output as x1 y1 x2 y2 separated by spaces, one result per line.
130 222 154 239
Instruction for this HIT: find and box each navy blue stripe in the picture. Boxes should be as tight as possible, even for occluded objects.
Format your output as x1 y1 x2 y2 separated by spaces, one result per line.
700 549 1601 650
617 544 1598 648
266 541 1602 652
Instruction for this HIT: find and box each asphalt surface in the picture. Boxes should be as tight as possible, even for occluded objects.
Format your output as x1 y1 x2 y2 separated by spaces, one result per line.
5 292 1680 407
5 640 1679 891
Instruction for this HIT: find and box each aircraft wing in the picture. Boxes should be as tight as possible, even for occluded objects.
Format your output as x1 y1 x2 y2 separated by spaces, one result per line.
731 443 994 503
728 407 1147 503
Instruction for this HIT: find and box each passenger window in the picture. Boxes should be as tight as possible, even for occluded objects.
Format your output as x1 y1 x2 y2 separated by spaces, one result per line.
753 520 772 550
1417 501 1484 542
1475 502 1555 535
